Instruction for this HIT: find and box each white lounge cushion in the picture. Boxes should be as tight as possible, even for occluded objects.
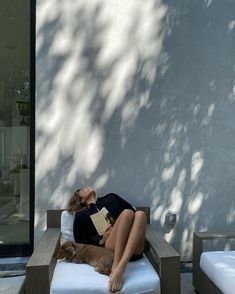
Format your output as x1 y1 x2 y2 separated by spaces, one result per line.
50 255 160 294
200 250 235 294
60 210 75 244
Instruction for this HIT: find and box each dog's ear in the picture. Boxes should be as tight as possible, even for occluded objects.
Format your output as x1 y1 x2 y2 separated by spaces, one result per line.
65 244 76 257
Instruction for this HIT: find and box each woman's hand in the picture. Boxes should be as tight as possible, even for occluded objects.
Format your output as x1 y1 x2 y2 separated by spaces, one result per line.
100 225 112 245
103 225 112 241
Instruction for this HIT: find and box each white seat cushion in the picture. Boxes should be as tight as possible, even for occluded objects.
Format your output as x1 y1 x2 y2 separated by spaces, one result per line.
200 250 235 294
50 254 160 294
60 210 75 244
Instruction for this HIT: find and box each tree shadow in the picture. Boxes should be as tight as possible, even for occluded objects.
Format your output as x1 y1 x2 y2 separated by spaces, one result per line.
35 0 235 260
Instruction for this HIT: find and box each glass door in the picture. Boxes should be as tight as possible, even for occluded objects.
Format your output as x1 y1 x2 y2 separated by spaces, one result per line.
0 0 34 256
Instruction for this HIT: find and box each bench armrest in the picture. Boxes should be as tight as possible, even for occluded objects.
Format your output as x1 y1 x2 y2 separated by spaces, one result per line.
26 228 61 294
145 224 180 294
194 232 235 241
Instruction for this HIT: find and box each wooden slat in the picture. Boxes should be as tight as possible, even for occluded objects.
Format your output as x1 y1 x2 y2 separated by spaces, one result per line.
26 228 61 294
145 224 181 294
27 229 60 266
146 225 179 258
160 255 181 294
195 232 235 240
193 232 203 275
47 209 63 228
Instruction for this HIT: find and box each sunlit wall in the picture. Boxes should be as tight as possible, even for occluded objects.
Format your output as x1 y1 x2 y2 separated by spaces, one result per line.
36 0 235 260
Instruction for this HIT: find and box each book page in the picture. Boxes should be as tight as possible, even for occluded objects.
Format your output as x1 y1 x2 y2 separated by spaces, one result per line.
90 210 109 235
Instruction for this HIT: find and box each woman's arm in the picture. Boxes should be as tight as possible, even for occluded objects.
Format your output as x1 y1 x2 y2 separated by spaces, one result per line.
73 211 101 246
73 212 87 243
99 225 113 246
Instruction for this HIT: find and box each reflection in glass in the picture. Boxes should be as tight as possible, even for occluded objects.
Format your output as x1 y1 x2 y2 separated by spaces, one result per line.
0 0 30 245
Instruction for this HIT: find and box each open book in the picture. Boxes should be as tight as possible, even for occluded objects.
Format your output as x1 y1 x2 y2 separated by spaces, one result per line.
90 207 113 236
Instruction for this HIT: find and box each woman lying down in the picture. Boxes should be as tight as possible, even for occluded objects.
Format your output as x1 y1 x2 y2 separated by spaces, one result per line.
63 187 147 293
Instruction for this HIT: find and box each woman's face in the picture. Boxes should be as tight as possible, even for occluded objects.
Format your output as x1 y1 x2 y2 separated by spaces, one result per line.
78 187 96 204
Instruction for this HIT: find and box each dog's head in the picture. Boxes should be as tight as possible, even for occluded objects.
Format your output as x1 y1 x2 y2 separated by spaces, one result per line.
56 241 76 260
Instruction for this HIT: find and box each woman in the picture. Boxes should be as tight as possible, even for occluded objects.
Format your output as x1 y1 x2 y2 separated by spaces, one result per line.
67 187 147 293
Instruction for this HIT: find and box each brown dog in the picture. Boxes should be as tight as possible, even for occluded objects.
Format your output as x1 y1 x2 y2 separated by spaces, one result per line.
56 241 114 275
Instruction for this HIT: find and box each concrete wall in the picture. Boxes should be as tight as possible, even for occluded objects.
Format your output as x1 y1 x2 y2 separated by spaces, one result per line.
36 0 235 260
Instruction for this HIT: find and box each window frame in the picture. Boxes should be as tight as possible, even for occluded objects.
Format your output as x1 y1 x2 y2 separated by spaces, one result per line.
0 0 35 257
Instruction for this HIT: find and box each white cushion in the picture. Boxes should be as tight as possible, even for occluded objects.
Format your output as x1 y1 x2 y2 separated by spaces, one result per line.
60 210 75 244
200 250 235 294
50 254 160 294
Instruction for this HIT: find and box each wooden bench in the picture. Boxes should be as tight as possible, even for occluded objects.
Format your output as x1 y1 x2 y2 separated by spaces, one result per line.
26 207 180 294
193 232 235 294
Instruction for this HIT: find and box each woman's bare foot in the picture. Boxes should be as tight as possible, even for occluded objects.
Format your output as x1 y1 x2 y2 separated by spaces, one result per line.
108 267 124 293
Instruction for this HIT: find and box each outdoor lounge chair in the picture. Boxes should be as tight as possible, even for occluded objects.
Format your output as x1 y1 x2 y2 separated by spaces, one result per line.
26 207 180 294
193 232 235 294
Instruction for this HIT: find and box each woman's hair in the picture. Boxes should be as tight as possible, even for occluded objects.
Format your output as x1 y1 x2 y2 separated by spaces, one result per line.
67 188 87 214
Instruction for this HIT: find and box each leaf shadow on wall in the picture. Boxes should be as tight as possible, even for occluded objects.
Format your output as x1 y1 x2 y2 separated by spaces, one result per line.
35 0 235 258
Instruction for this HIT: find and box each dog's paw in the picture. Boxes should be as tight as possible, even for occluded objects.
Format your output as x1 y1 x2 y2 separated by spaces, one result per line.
95 266 111 275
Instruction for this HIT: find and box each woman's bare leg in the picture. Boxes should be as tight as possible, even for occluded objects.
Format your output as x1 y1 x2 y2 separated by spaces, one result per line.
105 209 135 270
105 210 147 293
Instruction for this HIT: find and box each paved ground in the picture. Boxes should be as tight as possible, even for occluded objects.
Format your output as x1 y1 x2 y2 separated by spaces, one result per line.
0 257 28 294
181 273 197 294
0 275 25 294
